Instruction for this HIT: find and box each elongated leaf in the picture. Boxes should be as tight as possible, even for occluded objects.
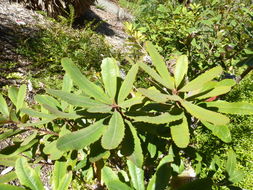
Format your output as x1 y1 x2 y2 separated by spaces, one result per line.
0 156 20 166
62 73 73 92
102 166 132 190
126 121 143 168
130 113 182 124
181 100 229 125
174 55 188 88
0 171 17 183
127 160 145 190
101 58 119 99
57 119 106 151
0 129 22 141
145 42 174 89
21 108 56 119
52 161 68 190
61 58 111 104
0 184 25 190
0 93 9 116
226 150 237 176
102 166 119 183
196 86 232 100
15 157 44 190
18 119 54 127
42 104 80 119
202 121 231 143
8 86 18 106
180 66 223 92
147 155 173 190
138 62 173 89
0 139 38 158
35 95 60 109
102 111 125 149
87 104 112 113
57 172 72 190
21 131 38 146
170 114 189 148
47 89 103 108
205 101 253 115
138 88 168 103
118 64 139 103
118 96 143 109
16 84 27 111
107 180 133 190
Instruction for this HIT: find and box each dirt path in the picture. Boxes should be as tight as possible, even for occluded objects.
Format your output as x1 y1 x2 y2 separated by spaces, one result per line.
0 0 132 87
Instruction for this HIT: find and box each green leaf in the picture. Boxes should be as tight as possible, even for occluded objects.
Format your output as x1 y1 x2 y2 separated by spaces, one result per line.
8 86 18 106
202 121 231 143
102 166 132 190
52 161 71 190
0 93 9 116
16 84 27 111
180 66 223 92
126 121 143 168
43 141 64 160
145 41 174 89
0 156 20 166
170 114 189 148
225 150 237 177
57 172 72 190
147 155 173 190
118 64 139 103
138 62 172 89
42 104 80 119
18 119 54 127
102 166 119 183
62 73 73 92
0 171 17 183
174 55 188 88
102 111 125 149
0 139 38 158
0 184 25 190
101 58 119 99
47 89 103 108
57 119 106 151
0 129 22 141
127 160 145 190
130 113 182 124
181 100 229 125
87 104 112 113
61 57 111 104
15 157 44 190
35 95 60 109
228 170 244 184
21 131 38 146
138 88 168 103
196 86 232 100
205 101 253 115
21 108 56 119
107 181 133 190
118 96 143 109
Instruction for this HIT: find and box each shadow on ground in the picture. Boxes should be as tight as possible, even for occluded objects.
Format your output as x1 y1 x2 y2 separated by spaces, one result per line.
74 9 115 36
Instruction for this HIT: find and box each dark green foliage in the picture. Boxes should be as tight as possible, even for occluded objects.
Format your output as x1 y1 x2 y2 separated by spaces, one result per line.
132 0 253 76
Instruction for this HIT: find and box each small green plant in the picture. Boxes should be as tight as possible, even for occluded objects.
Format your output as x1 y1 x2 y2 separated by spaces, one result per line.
0 42 253 189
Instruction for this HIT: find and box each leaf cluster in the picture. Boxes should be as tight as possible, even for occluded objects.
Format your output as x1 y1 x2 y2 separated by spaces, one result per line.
0 42 252 189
